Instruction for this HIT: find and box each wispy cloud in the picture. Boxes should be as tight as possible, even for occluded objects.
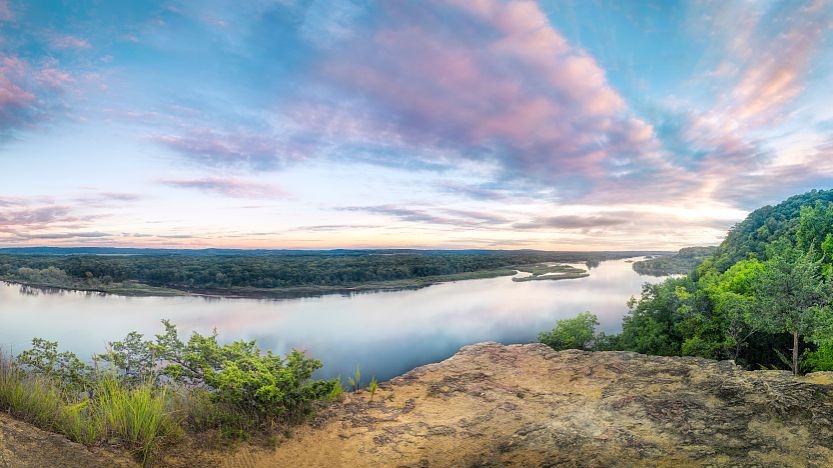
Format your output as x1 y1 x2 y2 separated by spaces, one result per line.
159 177 287 199
0 55 71 137
153 131 309 170
0 0 13 22
49 34 91 50
339 205 509 228
513 215 627 231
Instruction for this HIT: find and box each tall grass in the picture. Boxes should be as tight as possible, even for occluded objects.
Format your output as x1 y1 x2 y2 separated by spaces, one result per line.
0 352 179 466
0 353 64 428
96 374 181 464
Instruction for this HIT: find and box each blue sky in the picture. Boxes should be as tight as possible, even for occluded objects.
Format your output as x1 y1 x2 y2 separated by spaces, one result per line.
2 0 833 250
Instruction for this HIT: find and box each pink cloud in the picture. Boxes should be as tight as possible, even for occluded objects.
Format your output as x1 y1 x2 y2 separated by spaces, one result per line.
0 57 35 111
153 130 310 169
0 55 72 131
0 0 12 22
159 177 288 199
307 0 662 186
35 68 73 89
703 0 833 127
49 35 91 50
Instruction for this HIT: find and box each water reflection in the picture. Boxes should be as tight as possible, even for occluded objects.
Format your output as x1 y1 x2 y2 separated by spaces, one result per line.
0 258 667 381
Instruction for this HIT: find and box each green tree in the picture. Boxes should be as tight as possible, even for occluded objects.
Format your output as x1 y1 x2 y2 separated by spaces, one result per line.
15 338 92 393
538 311 599 351
619 278 692 356
752 246 831 374
96 331 157 387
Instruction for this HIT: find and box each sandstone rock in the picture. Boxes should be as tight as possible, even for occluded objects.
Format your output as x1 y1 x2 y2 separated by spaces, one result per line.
227 342 833 468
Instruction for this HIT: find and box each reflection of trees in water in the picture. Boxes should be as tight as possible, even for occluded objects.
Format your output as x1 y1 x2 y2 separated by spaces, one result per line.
18 284 60 296
585 260 601 270
14 284 105 297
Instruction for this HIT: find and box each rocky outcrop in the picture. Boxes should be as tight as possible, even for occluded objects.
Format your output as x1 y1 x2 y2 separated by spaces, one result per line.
225 342 833 468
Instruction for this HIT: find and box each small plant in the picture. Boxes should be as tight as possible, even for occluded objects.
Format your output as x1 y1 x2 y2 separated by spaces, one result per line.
368 376 378 402
347 366 361 392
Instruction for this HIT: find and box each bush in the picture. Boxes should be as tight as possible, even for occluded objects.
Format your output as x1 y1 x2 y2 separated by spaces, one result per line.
538 312 600 351
153 321 339 424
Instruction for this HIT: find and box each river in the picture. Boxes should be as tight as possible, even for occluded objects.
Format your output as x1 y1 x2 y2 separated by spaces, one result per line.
0 257 668 381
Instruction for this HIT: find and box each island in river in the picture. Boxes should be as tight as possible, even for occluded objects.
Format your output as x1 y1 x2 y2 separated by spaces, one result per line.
0 248 669 299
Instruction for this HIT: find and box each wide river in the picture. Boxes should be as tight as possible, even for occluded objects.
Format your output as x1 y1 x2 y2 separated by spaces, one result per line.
0 258 667 381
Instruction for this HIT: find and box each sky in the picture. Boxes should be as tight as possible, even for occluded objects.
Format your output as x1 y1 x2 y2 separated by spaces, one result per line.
1 0 833 251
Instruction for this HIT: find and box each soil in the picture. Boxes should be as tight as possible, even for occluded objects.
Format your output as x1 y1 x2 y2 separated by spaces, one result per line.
0 412 137 468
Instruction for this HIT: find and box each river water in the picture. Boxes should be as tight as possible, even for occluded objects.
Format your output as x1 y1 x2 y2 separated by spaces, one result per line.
0 258 667 381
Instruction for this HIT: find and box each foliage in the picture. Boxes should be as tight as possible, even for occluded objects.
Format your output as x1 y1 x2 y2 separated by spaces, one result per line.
538 312 600 351
803 342 833 372
750 245 831 374
618 279 693 356
16 338 92 394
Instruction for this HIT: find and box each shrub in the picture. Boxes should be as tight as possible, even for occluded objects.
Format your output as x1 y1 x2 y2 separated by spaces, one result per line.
538 311 600 351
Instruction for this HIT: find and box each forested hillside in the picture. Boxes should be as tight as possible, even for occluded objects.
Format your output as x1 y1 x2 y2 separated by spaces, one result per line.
612 189 833 374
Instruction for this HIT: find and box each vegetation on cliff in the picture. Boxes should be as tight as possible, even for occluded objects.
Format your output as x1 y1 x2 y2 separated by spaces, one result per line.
0 324 339 465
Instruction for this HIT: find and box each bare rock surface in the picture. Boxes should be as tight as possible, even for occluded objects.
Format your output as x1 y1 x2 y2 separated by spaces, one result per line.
221 342 833 468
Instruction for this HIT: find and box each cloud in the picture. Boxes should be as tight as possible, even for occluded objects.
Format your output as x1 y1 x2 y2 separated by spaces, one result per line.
437 182 509 201
75 192 142 206
19 231 111 240
153 130 309 170
49 35 91 50
159 177 287 198
0 55 71 137
0 0 12 22
304 0 663 190
290 224 380 232
339 205 509 228
715 1 831 126
0 200 105 244
512 215 627 231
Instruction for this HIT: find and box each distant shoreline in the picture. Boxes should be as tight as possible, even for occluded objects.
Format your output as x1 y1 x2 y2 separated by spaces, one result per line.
3 262 600 300
0 250 671 300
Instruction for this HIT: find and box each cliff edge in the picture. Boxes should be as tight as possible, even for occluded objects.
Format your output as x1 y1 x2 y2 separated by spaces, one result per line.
5 342 833 467
218 342 833 468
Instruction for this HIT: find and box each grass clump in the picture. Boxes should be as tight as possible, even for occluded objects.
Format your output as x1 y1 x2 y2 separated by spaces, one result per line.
0 321 339 466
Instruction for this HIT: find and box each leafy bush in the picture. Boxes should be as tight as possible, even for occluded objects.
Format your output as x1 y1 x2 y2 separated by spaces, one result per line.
152 320 340 424
538 312 600 351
